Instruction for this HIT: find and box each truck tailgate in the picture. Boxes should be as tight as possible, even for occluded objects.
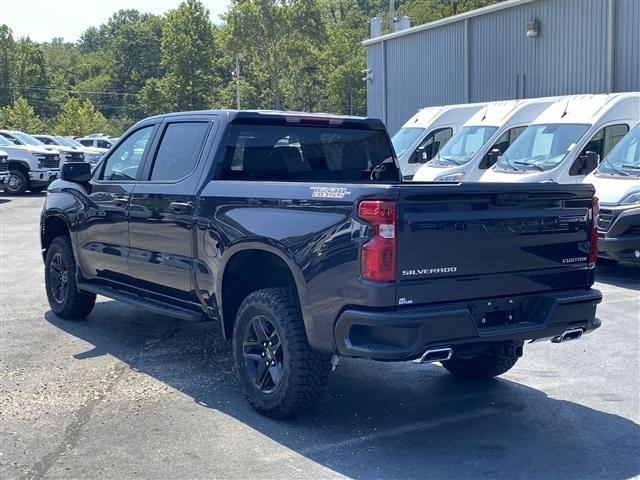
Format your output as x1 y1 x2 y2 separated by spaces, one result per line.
395 183 595 306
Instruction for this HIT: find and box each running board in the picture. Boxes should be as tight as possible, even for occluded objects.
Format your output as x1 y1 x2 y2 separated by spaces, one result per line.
78 283 209 322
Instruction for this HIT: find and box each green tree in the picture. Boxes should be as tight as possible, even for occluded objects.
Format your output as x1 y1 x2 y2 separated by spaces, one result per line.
13 38 52 116
0 25 16 108
159 0 219 111
55 98 109 136
400 0 505 26
0 97 46 132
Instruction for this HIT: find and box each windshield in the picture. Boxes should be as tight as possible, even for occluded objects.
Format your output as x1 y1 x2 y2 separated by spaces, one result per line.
12 131 44 146
391 127 425 157
0 135 14 147
429 125 497 166
496 123 590 172
55 136 76 147
596 123 640 177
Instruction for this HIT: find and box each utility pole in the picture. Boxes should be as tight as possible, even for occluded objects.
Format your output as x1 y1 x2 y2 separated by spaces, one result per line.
235 55 241 110
388 0 395 32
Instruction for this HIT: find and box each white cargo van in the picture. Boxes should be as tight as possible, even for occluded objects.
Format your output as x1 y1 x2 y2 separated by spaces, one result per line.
413 98 559 182
481 93 640 184
584 122 640 263
391 103 486 179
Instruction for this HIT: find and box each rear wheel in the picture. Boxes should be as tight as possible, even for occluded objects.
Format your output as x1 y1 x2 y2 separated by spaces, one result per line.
232 288 330 418
45 236 96 319
442 352 518 380
5 170 28 195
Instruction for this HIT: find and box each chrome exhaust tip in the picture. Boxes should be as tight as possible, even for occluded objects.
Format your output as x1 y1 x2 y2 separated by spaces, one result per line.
551 327 584 343
413 347 453 364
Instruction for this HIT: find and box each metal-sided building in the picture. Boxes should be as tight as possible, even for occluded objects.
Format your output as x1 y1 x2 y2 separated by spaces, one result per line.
363 0 640 134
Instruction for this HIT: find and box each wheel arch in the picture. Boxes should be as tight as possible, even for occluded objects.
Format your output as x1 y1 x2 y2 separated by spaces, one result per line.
41 215 72 261
218 243 308 340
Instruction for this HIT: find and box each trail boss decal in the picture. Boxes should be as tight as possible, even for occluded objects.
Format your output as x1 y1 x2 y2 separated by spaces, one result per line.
401 266 458 276
310 186 351 199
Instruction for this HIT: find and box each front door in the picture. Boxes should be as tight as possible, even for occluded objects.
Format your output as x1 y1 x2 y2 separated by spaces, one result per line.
76 125 157 284
128 119 215 302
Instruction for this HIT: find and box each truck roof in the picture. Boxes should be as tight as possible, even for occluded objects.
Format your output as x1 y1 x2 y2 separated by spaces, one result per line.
531 93 640 125
145 110 386 130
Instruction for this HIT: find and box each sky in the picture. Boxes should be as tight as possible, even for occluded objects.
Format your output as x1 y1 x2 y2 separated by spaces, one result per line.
3 0 232 43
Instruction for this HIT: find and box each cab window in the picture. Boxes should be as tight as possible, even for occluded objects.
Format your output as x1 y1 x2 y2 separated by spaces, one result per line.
148 122 209 181
416 128 453 163
98 126 154 181
581 124 629 160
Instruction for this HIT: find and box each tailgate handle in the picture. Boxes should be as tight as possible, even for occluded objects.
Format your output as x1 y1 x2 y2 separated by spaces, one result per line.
493 193 529 206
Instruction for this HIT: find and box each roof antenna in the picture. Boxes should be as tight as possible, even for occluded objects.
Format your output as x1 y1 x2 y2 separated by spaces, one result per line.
480 105 488 121
561 98 570 118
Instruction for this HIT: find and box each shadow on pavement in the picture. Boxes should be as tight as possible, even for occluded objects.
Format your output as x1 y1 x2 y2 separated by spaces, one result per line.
45 303 640 479
596 262 640 291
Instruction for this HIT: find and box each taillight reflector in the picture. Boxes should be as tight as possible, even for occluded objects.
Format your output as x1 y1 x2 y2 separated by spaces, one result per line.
588 196 599 266
358 200 397 282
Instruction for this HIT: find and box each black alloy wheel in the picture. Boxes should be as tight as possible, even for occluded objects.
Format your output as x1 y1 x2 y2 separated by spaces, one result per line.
242 315 284 393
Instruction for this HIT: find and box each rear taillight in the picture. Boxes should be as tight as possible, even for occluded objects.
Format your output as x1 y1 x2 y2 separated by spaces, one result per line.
358 200 397 282
588 196 599 266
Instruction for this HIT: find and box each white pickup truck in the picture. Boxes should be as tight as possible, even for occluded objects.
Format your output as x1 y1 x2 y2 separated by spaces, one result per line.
0 134 61 195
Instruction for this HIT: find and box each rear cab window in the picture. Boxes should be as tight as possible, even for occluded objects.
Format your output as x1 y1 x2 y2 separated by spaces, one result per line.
220 122 399 183
148 122 210 181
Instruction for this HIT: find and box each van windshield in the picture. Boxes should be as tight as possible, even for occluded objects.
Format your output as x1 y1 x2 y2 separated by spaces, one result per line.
391 127 425 157
596 123 640 178
429 125 497 166
496 123 590 172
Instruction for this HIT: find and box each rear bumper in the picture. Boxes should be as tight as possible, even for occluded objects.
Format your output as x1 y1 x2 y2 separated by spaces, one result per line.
334 288 602 361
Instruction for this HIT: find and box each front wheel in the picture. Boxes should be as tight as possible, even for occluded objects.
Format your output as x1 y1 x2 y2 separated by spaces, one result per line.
4 170 28 195
442 352 518 380
45 236 96 319
232 288 330 418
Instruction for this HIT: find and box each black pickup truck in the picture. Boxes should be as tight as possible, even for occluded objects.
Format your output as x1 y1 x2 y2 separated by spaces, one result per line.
41 110 602 418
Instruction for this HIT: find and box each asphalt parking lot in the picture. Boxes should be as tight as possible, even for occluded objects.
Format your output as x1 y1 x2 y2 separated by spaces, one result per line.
1 193 639 480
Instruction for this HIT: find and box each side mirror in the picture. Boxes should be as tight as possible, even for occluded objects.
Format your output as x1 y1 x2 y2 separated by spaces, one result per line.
480 148 502 170
61 162 92 183
570 150 600 175
582 150 599 173
408 145 429 164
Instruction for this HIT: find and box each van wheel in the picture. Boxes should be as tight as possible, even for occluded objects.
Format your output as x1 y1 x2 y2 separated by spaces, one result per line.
45 236 96 319
5 170 28 195
442 352 518 380
232 288 330 418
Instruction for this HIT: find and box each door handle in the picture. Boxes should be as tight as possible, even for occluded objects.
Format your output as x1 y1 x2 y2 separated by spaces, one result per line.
169 201 194 213
112 195 130 207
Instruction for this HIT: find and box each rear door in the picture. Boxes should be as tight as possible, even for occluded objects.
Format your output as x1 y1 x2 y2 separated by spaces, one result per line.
395 183 594 306
128 117 217 302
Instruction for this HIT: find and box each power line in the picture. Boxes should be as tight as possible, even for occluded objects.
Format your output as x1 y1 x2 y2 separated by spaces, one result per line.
0 85 140 97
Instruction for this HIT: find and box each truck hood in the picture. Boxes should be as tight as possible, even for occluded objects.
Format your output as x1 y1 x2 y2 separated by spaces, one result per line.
1 145 55 156
585 172 640 205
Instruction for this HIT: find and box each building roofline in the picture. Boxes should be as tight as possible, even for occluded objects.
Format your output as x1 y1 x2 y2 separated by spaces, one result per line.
362 0 536 46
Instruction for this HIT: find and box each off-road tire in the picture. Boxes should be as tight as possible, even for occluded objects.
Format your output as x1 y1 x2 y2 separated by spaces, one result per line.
232 288 331 418
45 236 96 319
442 352 518 380
5 169 28 195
